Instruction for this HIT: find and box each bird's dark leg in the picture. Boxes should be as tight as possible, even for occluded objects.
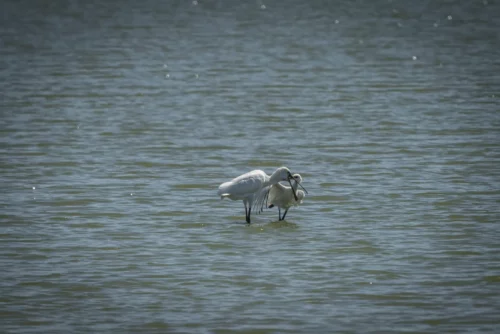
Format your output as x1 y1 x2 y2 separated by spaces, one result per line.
281 209 289 221
246 206 252 224
278 207 282 221
244 201 248 223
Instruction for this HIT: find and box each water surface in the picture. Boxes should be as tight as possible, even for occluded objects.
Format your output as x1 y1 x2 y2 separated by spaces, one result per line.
1 0 500 333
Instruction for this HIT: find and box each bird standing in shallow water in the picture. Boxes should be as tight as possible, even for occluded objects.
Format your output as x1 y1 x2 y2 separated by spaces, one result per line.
266 174 307 221
217 167 298 224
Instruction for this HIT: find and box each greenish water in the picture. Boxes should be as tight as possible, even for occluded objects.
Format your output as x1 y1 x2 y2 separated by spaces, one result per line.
1 0 499 333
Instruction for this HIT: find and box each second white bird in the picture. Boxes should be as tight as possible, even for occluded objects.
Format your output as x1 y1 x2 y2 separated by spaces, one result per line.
266 174 307 221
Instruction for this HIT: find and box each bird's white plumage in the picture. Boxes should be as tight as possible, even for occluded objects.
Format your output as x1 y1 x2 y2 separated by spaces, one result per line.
217 167 295 223
269 184 305 209
267 174 305 221
218 170 267 201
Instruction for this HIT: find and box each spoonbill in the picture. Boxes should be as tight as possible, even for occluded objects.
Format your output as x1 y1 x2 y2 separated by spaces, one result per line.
266 174 307 221
217 167 297 224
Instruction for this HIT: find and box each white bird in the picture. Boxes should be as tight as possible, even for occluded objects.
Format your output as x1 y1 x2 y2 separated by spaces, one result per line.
217 167 298 224
267 174 307 221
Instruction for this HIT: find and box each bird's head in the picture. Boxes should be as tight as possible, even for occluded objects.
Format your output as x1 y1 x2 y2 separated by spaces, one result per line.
291 174 308 194
272 167 293 182
292 174 303 184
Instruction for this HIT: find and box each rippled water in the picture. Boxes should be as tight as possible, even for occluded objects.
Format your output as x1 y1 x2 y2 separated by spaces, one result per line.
1 0 500 333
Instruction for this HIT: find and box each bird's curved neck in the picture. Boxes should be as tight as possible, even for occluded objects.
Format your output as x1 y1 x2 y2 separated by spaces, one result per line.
263 174 272 186
267 170 284 186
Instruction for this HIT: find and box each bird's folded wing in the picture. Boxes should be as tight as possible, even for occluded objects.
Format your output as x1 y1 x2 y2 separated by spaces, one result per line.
217 177 262 197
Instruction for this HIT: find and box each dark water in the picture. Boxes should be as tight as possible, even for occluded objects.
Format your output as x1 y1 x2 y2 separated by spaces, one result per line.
1 0 500 333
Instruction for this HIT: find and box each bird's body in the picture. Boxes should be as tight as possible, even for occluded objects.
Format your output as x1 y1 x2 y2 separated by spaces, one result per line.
267 174 305 221
218 170 268 202
218 167 296 223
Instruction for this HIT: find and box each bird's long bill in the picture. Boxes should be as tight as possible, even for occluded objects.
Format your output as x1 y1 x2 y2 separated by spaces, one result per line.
288 178 298 201
297 182 308 194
